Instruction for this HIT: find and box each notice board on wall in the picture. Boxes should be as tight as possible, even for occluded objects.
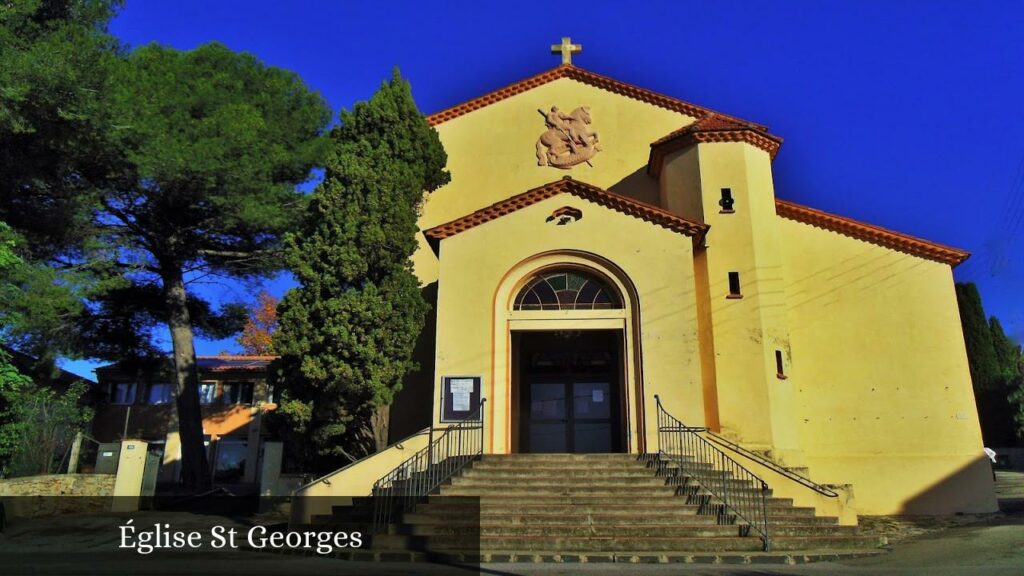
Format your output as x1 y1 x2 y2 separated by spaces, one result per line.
440 376 482 422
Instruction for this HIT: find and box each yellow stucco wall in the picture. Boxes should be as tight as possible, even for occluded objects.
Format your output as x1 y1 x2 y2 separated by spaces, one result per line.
779 218 997 514
317 68 1000 518
290 428 431 523
432 192 703 454
413 77 695 284
661 142 802 462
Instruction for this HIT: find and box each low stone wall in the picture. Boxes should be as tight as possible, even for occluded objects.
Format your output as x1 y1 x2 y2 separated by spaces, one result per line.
0 473 116 517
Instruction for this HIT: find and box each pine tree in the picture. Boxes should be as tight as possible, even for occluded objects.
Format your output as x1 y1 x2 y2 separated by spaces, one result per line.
275 70 448 469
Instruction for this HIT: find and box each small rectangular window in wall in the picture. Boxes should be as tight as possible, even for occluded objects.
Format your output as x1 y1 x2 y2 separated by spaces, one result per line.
147 383 173 405
199 381 218 404
222 381 255 405
719 188 735 213
727 272 742 298
775 350 787 379
110 382 137 405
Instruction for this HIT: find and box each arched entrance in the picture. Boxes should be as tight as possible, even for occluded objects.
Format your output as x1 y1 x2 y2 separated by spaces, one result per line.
492 252 644 454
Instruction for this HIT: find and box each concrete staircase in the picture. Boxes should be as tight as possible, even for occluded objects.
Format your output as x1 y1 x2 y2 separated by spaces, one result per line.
312 453 885 563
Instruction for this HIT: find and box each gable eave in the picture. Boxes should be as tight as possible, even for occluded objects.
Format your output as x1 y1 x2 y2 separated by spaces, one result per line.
425 64 766 131
422 177 708 254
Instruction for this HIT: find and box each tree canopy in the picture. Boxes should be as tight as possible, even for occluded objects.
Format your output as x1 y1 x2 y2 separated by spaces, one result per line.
2 8 333 487
0 0 123 256
956 282 1024 445
237 290 278 356
274 70 448 469
80 42 332 488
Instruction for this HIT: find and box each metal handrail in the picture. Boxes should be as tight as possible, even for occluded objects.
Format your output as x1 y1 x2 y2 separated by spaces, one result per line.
654 395 771 551
371 399 486 533
702 430 839 497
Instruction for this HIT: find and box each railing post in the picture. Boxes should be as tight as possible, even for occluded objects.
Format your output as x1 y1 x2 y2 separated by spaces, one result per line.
428 423 434 468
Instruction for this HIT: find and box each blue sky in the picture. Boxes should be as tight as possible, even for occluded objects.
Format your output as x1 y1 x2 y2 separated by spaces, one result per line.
63 0 1024 378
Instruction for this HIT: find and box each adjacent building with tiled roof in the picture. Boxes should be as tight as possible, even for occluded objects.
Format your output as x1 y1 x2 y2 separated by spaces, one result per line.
92 355 276 485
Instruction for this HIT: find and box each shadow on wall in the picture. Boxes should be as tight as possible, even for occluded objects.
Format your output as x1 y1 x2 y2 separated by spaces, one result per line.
900 455 999 515
608 165 660 206
387 282 438 444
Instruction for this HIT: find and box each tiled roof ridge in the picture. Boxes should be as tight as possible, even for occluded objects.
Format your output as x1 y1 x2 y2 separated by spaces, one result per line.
648 114 784 176
775 198 969 266
423 178 708 244
425 64 765 129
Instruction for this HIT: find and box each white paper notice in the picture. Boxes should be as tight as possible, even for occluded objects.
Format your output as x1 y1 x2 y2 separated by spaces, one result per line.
592 389 604 403
450 378 474 412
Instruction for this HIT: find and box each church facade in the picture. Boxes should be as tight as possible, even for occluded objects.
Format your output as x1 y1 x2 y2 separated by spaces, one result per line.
301 48 997 518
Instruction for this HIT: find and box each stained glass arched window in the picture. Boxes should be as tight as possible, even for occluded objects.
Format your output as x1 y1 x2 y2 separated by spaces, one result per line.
513 270 622 311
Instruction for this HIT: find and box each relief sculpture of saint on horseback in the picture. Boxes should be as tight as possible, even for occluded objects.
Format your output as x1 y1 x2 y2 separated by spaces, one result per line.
535 106 601 168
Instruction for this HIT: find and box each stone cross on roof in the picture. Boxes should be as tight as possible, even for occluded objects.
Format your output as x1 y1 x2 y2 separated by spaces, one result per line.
551 37 582 65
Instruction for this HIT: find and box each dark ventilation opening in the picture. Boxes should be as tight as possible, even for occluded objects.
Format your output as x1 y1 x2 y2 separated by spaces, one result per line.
720 188 735 213
727 272 742 298
775 350 787 379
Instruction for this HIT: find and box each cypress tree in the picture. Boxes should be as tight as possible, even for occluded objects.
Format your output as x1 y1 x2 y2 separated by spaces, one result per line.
955 282 1000 391
274 70 449 468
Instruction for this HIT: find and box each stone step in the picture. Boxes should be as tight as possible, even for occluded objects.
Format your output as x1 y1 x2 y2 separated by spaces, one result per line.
422 493 798 508
767 514 839 525
663 475 763 489
454 549 888 564
766 535 884 551
768 525 859 537
412 524 743 538
438 485 679 496
463 467 659 477
449 475 670 487
470 461 653 471
406 512 719 526
439 484 774 501
265 548 886 564
415 502 707 516
483 453 641 461
405 523 858 539
434 534 879 553
427 535 765 552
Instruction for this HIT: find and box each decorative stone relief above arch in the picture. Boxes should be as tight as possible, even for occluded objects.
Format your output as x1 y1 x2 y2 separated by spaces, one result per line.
535 106 601 169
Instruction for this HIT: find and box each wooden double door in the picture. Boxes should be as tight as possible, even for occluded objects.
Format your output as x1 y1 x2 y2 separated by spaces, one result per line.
517 330 624 453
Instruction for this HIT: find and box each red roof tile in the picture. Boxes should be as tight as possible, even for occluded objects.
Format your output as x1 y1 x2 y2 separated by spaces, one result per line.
425 65 766 130
423 177 708 247
648 114 784 176
775 199 969 266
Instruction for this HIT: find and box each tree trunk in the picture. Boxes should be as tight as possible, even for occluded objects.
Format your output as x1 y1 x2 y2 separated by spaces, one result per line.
162 266 211 490
371 404 390 453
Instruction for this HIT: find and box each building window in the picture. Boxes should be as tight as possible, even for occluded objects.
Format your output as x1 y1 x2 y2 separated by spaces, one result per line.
147 383 174 405
110 383 137 405
775 350 787 379
222 382 255 405
213 439 248 483
198 382 217 404
513 269 622 311
727 272 742 298
719 188 735 213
